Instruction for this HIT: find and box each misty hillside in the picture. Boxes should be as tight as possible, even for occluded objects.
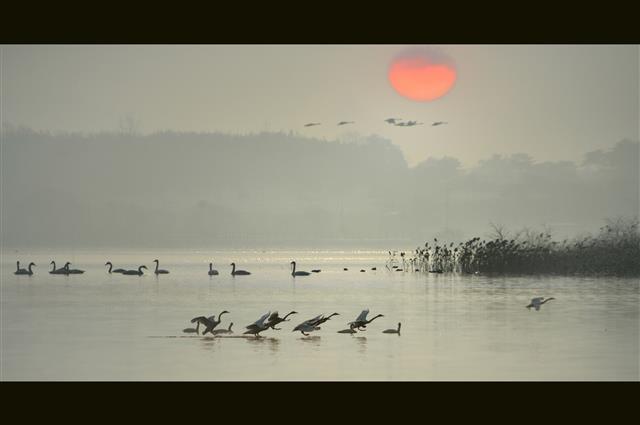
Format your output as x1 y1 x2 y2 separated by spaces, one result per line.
2 126 638 248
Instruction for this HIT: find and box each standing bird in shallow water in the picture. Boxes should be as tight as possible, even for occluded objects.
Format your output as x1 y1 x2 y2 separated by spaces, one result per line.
15 261 35 275
213 322 234 335
244 312 272 338
230 263 251 276
348 309 384 331
192 311 230 335
266 311 298 330
383 322 401 335
105 262 126 274
183 321 200 335
290 261 310 276
208 262 219 276
152 259 169 274
526 297 555 311
122 265 147 276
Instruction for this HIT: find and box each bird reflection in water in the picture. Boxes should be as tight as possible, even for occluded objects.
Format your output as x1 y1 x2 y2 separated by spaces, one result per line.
245 336 280 354
354 336 367 354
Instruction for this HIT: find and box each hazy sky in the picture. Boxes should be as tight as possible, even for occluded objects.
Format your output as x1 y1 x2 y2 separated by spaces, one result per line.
2 45 638 166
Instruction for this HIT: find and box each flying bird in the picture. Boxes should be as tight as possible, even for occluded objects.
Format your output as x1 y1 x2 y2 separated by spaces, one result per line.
304 122 321 127
244 312 272 338
348 309 384 331
526 297 555 311
265 311 298 330
192 311 230 335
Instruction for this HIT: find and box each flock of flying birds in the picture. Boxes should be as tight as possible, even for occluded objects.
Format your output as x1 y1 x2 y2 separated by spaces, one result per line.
303 118 448 127
186 309 400 338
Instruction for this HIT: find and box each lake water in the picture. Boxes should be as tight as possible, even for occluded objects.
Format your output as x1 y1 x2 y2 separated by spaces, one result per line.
1 249 638 380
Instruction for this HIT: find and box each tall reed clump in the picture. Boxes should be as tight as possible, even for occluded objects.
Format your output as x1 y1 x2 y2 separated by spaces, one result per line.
392 217 639 276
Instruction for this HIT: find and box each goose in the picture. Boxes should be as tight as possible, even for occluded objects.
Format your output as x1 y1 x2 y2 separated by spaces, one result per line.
121 265 147 276
152 259 169 274
291 261 310 276
15 261 35 275
50 261 67 274
432 121 448 126
105 262 126 274
213 322 234 335
63 262 85 274
526 297 555 311
266 311 298 330
208 262 219 276
384 118 402 124
230 263 251 276
311 269 321 273
348 309 384 331
383 322 401 334
244 312 271 338
304 122 321 127
337 328 357 334
192 311 230 335
183 321 200 335
337 121 354 126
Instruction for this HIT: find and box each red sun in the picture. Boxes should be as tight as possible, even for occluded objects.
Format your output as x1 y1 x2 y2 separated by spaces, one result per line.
388 56 457 101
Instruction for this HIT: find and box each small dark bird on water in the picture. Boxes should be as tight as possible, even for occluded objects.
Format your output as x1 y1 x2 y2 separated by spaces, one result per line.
337 121 354 126
311 269 321 273
304 122 321 127
432 121 448 126
343 268 348 271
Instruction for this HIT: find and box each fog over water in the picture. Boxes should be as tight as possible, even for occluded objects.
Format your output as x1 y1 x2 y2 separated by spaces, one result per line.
2 128 638 249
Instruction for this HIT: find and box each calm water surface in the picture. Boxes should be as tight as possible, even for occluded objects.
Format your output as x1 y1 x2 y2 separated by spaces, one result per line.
1 250 638 380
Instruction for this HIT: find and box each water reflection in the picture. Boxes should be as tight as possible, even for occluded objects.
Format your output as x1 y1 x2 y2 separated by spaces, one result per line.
354 336 367 354
245 336 280 354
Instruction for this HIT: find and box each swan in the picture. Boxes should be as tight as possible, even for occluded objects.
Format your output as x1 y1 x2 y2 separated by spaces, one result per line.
291 261 310 276
183 321 200 335
244 312 272 337
230 263 251 276
105 262 126 274
191 311 229 335
348 309 384 331
208 262 219 276
292 313 338 335
63 262 85 274
311 269 321 273
526 297 555 311
213 322 234 335
49 261 67 274
383 322 401 334
121 265 147 276
153 259 169 274
266 311 298 330
15 261 35 275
